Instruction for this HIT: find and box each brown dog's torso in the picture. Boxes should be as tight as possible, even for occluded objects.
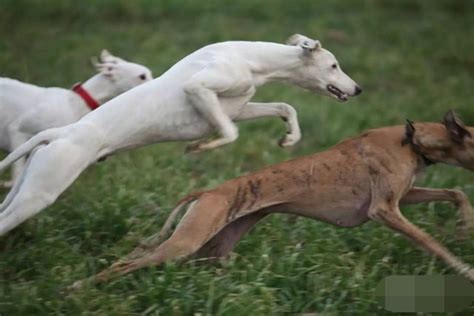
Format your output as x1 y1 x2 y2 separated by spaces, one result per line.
210 125 421 228
87 118 474 285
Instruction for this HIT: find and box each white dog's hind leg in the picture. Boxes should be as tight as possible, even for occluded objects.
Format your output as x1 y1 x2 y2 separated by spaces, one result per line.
0 140 96 236
235 102 301 147
0 147 38 213
10 136 29 184
1 157 27 188
0 126 30 188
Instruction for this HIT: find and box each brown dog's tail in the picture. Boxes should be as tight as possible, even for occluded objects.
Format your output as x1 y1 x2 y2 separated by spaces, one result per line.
153 191 207 243
124 191 208 261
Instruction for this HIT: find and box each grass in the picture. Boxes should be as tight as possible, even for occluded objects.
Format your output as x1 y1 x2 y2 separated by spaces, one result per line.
1 0 474 314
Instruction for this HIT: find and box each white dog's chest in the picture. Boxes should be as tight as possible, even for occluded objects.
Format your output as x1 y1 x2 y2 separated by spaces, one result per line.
219 86 256 118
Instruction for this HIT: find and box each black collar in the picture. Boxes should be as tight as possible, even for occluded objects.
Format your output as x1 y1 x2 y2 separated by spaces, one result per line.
418 149 436 167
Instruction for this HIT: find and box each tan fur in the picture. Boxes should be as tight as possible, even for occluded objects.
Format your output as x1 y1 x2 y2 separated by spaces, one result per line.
72 111 474 289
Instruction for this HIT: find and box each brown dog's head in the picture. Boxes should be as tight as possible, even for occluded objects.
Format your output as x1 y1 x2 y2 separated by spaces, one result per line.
406 110 474 170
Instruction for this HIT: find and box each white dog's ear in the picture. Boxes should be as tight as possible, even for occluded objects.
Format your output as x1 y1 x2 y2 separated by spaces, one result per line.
99 49 126 64
100 49 116 63
286 34 321 54
92 54 116 79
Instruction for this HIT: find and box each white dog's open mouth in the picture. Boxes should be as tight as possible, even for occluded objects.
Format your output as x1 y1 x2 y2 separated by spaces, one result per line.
327 85 348 101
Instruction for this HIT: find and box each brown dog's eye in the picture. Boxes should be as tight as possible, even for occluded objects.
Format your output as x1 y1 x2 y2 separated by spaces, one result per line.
139 74 146 80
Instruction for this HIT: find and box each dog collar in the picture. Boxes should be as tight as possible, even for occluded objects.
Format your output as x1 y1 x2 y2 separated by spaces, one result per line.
401 123 436 167
403 140 435 166
417 149 436 166
72 82 100 110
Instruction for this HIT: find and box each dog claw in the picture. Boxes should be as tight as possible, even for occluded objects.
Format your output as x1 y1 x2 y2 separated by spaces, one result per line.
278 138 287 147
185 142 203 154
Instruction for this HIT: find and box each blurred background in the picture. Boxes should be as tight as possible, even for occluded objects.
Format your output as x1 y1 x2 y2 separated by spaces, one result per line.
1 0 473 314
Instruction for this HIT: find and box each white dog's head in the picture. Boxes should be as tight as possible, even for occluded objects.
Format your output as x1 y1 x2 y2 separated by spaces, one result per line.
286 34 361 101
92 49 153 93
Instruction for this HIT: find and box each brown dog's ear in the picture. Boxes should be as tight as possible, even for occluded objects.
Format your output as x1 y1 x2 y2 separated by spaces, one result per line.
443 110 471 143
402 119 416 146
406 119 415 136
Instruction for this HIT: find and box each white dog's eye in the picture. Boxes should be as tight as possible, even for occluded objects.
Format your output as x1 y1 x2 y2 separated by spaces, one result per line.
139 74 147 80
331 64 337 69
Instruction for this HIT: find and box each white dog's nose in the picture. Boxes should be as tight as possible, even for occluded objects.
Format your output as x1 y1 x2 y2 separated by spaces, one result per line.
354 86 363 96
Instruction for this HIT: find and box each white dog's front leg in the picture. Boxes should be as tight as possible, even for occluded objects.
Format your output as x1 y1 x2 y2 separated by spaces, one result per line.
235 102 301 147
183 81 239 153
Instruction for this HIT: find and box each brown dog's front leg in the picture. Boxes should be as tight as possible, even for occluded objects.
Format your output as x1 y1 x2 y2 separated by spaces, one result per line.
364 153 473 281
401 187 474 238
369 205 474 282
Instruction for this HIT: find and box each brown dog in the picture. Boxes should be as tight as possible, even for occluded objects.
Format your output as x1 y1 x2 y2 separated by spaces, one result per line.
73 110 474 288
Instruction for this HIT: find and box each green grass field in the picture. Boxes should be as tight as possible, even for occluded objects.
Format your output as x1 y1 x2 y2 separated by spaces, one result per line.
1 0 474 314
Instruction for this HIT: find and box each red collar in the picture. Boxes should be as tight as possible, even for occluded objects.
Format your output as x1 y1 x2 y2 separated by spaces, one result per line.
72 82 100 110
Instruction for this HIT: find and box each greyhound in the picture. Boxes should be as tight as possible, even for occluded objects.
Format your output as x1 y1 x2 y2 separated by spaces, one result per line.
0 34 361 236
0 49 153 187
75 110 474 288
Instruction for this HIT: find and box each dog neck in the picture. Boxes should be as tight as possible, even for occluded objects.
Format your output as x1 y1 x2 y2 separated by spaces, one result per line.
243 43 304 86
78 73 122 107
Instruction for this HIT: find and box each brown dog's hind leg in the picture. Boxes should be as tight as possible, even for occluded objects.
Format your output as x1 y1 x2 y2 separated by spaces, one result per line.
401 186 474 238
126 199 201 261
76 193 235 286
194 212 268 260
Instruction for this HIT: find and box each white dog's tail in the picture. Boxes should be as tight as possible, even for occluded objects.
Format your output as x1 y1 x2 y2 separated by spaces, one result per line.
0 129 56 174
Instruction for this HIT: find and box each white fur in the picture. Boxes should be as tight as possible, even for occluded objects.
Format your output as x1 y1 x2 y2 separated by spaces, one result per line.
0 50 152 186
0 35 360 236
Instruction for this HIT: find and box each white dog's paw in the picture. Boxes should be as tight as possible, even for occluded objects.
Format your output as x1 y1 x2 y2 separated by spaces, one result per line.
278 132 301 147
185 140 205 154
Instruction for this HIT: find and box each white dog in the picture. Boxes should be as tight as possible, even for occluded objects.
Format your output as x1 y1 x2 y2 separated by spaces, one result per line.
0 34 361 236
0 50 153 187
